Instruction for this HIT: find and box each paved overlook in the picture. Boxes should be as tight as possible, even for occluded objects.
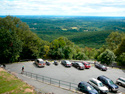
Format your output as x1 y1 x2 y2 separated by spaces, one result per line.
6 61 125 94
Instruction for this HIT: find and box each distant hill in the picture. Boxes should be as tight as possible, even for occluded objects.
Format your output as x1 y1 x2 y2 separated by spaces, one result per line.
2 16 124 48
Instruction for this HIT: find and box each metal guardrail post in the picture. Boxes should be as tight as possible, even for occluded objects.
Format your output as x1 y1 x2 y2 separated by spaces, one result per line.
50 78 51 84
69 83 71 90
42 76 44 82
36 74 37 80
31 73 32 78
59 80 60 87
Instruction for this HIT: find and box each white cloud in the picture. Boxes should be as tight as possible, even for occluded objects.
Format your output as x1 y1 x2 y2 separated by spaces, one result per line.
0 0 125 16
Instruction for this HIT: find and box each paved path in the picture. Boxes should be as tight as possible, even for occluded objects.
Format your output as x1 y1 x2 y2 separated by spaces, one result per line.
17 73 78 94
6 68 79 94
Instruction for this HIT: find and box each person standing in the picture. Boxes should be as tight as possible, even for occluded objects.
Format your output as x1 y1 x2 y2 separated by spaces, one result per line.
21 66 24 74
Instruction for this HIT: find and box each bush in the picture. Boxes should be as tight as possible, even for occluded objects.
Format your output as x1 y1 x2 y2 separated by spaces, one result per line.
117 53 125 66
97 49 116 65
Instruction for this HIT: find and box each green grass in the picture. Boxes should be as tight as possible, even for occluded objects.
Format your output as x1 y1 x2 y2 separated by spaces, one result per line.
0 69 36 94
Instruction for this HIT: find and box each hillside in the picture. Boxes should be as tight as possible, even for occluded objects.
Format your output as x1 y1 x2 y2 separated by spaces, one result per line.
16 16 125 48
0 68 36 94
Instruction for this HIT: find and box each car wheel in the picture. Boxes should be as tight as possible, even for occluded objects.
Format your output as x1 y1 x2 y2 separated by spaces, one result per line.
98 90 101 94
109 88 112 92
118 82 122 86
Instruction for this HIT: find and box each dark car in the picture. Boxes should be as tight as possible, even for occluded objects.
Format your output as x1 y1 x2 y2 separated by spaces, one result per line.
46 61 50 66
97 75 119 92
61 60 72 67
78 81 98 94
72 62 85 70
95 63 107 71
81 61 91 69
53 61 58 66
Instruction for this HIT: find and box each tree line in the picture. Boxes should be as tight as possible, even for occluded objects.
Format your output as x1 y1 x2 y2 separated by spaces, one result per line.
0 16 124 66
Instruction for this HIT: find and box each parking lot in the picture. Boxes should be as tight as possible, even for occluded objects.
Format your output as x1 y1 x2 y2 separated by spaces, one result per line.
6 61 125 93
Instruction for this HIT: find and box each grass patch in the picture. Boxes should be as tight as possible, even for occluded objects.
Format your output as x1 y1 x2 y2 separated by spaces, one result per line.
0 68 36 94
71 27 77 29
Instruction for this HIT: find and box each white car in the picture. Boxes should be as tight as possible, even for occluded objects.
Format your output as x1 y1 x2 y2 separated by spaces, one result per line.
88 78 109 94
35 58 45 67
116 77 125 87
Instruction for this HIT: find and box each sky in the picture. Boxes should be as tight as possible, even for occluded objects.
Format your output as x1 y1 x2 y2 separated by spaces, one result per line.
0 0 125 16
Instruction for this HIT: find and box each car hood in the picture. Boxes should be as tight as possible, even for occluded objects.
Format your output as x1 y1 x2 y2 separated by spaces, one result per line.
89 89 98 94
110 84 118 89
99 86 108 91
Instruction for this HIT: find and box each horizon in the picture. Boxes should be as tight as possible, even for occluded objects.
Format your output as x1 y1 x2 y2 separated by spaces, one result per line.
0 0 125 17
0 15 125 18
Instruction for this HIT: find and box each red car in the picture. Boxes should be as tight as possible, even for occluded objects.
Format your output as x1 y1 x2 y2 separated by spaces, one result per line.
81 61 91 69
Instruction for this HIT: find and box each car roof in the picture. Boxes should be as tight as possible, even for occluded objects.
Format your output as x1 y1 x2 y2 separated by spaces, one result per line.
75 62 81 64
80 81 91 86
37 58 43 61
99 75 110 80
91 78 101 83
119 77 125 80
83 61 89 64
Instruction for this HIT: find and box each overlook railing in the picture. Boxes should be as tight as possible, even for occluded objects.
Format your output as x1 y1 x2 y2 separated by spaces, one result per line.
23 71 78 91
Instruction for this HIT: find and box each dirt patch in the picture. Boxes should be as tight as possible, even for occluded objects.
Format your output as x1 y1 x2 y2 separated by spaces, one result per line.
25 88 33 93
0 68 5 71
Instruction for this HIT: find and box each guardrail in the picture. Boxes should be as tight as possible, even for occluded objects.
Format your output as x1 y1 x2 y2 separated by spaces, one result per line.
23 71 78 91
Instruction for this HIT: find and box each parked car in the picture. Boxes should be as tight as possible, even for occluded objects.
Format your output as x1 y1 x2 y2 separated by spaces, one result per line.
61 60 72 67
78 81 98 94
95 63 107 71
72 62 85 70
97 75 119 92
46 61 51 66
116 77 125 87
81 61 91 69
53 61 58 66
35 59 45 67
88 78 109 94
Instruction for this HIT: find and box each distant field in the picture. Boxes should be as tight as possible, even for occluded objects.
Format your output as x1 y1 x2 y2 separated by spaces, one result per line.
0 68 36 94
13 16 125 48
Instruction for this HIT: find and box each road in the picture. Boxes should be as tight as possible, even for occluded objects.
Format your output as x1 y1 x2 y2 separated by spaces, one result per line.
6 61 125 94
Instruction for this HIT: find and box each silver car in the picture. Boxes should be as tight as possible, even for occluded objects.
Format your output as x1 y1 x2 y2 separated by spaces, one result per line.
88 78 109 94
116 77 125 87
35 58 45 68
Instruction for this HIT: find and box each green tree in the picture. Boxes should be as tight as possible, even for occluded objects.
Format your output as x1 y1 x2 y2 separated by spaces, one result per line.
114 37 125 66
49 37 77 59
94 45 107 60
106 32 122 51
84 47 97 59
115 37 125 56
98 49 116 65
76 52 88 60
0 29 22 63
0 16 43 60
117 53 125 66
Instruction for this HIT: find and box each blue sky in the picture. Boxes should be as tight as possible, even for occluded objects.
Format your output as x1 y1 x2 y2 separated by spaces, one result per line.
0 0 125 16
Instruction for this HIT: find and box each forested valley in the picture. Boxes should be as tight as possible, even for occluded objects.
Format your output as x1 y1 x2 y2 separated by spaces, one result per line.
0 16 125 66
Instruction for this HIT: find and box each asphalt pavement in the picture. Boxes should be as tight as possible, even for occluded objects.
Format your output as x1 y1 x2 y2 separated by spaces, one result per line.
6 61 125 94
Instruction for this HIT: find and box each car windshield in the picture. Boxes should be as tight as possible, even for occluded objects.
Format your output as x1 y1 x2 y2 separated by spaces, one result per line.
102 66 106 68
86 64 90 66
87 86 94 90
98 82 104 87
109 80 114 85
39 61 44 63
78 63 83 66
66 61 71 64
